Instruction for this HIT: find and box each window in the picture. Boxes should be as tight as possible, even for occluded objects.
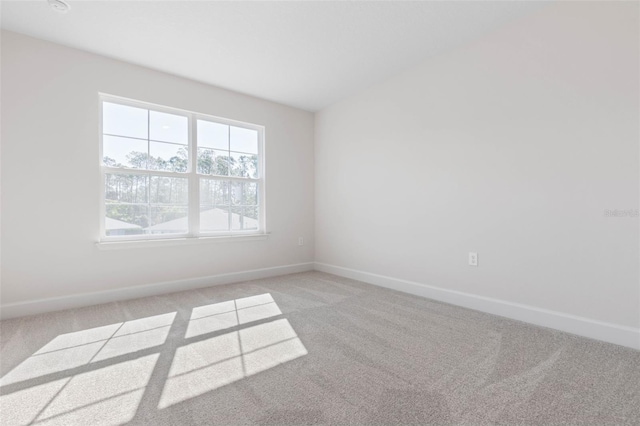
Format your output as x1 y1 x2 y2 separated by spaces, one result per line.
100 95 264 241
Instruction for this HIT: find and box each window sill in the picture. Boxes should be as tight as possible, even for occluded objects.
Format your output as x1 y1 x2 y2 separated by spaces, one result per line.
96 233 270 250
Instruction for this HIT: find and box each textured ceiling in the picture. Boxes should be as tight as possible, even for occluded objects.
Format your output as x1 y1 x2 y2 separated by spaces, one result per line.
1 1 548 111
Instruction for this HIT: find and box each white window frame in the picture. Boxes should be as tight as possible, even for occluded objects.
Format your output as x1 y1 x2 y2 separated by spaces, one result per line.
98 94 266 243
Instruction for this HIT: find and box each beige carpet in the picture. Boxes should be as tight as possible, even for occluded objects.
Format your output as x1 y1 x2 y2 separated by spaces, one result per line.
1 271 639 425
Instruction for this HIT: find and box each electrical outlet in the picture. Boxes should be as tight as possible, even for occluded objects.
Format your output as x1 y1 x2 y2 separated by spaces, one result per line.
298 237 304 246
468 252 478 266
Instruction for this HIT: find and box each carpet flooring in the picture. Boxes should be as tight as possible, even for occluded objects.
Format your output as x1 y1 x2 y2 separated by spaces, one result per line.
0 271 639 425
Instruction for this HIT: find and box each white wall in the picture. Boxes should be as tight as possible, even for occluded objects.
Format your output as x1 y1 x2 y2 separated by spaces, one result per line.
315 2 639 329
1 31 314 307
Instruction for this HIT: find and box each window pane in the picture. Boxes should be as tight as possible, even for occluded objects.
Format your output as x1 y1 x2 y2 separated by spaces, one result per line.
150 111 188 144
198 149 230 175
230 126 258 154
105 174 148 204
231 182 258 206
103 102 148 139
103 136 148 169
243 206 259 230
105 205 148 236
198 120 228 150
148 207 188 234
231 206 259 230
245 183 258 205
230 152 258 178
200 179 230 206
149 142 188 172
200 207 230 232
150 176 188 205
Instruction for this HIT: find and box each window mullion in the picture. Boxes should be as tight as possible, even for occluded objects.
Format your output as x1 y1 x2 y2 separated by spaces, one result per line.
258 128 265 233
227 127 232 234
146 170 151 236
103 167 185 178
189 113 200 237
146 111 151 236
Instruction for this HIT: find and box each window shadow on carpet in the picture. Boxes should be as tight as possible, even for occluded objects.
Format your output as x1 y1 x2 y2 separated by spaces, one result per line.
0 294 307 425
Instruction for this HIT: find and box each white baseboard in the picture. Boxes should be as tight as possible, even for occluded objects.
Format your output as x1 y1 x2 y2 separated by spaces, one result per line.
0 262 315 320
314 262 640 350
